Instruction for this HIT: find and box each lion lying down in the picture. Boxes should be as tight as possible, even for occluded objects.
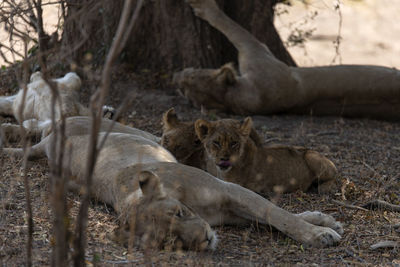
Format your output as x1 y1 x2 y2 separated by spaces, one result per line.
4 116 343 250
162 108 337 195
0 72 113 140
174 0 400 120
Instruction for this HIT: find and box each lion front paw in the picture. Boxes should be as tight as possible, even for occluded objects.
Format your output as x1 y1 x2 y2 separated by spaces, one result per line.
308 226 342 247
297 211 344 235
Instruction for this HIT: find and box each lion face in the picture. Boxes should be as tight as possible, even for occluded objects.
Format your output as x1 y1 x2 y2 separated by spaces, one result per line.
161 108 204 168
194 118 253 172
117 171 217 251
173 64 237 111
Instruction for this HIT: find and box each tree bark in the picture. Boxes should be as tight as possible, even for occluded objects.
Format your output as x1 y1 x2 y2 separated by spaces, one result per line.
62 0 295 72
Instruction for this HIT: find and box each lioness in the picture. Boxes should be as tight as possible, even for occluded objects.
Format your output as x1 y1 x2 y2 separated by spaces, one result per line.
4 116 343 249
174 0 400 119
0 72 113 140
161 108 337 194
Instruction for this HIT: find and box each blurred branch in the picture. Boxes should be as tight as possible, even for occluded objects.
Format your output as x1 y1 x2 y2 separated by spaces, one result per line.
13 36 34 267
331 0 342 64
73 0 144 266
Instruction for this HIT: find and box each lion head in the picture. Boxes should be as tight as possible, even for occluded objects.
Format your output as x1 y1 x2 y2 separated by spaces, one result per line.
173 63 237 111
194 117 253 172
161 108 205 169
116 171 217 251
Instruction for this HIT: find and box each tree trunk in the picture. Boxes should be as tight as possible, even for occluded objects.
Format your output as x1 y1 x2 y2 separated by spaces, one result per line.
62 0 295 73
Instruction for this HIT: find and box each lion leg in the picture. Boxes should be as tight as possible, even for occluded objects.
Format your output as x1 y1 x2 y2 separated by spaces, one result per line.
221 183 342 247
187 0 271 55
304 150 338 194
0 95 16 116
1 119 51 142
186 0 280 75
1 135 48 160
296 211 343 235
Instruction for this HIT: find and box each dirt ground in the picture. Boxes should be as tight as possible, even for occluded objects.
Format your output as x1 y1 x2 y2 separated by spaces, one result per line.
1 0 400 266
1 65 399 266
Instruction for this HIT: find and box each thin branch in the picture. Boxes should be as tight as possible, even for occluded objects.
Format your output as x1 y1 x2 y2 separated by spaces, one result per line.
370 241 399 250
73 0 144 265
362 200 400 212
14 37 33 267
331 0 343 64
331 199 369 212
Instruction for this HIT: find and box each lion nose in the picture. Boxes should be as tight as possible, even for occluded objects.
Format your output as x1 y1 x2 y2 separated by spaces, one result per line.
206 229 217 250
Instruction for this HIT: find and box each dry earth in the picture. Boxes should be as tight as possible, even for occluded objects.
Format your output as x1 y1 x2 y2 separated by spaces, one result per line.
1 67 399 266
1 0 400 266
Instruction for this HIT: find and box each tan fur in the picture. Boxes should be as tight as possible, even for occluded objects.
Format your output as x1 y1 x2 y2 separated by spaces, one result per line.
0 72 113 140
161 108 207 169
4 116 343 249
161 108 262 170
174 0 400 120
161 109 337 194
194 117 337 194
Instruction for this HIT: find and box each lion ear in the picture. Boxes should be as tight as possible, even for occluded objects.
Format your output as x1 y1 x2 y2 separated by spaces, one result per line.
215 63 237 85
162 108 180 131
138 171 165 198
240 117 253 137
195 119 212 141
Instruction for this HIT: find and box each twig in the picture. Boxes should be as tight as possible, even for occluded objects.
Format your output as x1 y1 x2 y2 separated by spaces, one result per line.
354 159 380 177
264 137 281 144
73 0 144 266
370 241 399 250
13 36 34 267
31 13 70 265
362 200 400 212
331 199 369 212
331 0 342 64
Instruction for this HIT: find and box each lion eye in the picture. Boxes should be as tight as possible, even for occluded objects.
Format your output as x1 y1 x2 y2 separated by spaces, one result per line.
194 139 202 146
175 209 183 218
230 141 239 148
212 141 221 148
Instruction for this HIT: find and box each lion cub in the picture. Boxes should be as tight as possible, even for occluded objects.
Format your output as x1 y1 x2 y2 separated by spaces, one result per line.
162 109 338 194
161 108 263 171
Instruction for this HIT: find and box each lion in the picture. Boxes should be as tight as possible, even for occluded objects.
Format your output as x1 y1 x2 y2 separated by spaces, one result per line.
194 117 338 195
161 107 262 171
161 108 337 194
0 72 114 141
3 116 343 250
174 0 400 120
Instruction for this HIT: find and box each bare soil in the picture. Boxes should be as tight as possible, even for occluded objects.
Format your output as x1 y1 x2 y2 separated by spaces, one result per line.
1 65 399 266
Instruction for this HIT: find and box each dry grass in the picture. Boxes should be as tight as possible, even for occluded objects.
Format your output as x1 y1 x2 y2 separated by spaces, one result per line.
1 67 399 265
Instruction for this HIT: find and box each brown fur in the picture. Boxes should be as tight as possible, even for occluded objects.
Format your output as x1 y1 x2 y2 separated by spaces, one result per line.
174 0 400 120
195 117 338 194
4 116 343 249
161 108 262 170
161 109 337 194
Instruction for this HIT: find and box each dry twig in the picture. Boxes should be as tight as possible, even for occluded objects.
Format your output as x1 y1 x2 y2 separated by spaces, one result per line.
370 241 399 250
362 200 400 212
331 199 369 212
72 0 144 266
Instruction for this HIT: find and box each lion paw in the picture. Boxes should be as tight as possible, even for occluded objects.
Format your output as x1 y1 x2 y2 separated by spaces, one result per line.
297 211 344 235
186 0 220 20
309 226 342 247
